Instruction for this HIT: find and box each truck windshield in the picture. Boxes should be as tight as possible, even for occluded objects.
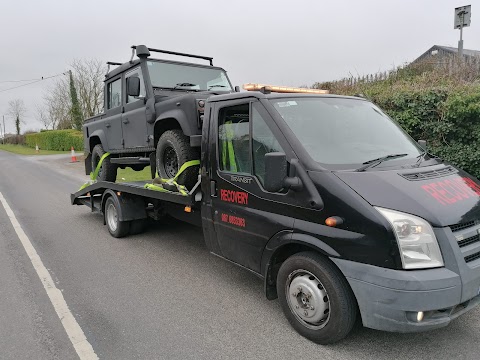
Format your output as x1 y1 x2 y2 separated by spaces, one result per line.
147 61 232 91
270 97 422 169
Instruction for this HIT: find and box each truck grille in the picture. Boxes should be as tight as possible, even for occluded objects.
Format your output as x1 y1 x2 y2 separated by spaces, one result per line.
465 252 480 263
400 166 457 181
458 234 480 248
449 220 480 265
450 221 476 233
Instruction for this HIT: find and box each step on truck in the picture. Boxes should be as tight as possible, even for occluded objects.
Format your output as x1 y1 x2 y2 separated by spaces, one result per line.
72 83 480 344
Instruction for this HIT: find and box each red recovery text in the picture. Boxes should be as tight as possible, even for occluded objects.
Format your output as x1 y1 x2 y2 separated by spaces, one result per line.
220 189 248 205
422 177 480 205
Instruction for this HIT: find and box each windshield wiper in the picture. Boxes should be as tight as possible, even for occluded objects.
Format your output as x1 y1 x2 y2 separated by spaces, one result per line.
208 84 227 90
174 83 198 89
414 150 427 167
356 153 408 172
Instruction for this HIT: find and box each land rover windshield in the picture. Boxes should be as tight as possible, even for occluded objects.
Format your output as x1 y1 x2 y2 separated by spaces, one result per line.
147 61 232 91
270 97 423 170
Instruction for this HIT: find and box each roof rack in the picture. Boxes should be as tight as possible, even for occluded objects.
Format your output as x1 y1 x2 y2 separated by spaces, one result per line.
243 83 329 94
106 61 122 73
131 45 214 66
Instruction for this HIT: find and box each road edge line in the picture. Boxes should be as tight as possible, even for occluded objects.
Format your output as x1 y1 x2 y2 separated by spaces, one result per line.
0 192 98 360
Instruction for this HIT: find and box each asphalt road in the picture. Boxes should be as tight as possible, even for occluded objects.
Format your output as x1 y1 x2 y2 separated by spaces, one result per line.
1 150 480 360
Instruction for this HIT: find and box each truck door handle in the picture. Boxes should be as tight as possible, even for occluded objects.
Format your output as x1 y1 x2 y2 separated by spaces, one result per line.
210 180 217 197
105 123 111 128
122 118 129 124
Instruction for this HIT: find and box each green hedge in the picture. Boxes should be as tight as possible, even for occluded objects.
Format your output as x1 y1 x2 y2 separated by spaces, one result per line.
314 70 480 179
25 130 84 151
367 85 480 179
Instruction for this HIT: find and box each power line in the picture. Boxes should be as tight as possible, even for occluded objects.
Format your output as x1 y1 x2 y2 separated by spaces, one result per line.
0 78 42 84
0 72 67 93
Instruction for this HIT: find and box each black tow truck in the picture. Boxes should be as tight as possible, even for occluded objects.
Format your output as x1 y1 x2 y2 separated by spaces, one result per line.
72 84 480 344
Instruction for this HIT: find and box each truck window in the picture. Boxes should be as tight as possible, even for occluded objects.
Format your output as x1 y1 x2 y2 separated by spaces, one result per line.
218 102 285 185
218 104 251 173
252 103 284 186
126 68 146 103
107 78 122 109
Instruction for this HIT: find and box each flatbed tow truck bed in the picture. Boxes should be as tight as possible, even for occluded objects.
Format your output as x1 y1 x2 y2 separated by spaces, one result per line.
71 179 200 218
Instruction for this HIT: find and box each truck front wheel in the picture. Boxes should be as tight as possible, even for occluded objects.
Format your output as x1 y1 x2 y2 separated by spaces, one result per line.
276 252 357 344
156 130 199 189
92 144 117 182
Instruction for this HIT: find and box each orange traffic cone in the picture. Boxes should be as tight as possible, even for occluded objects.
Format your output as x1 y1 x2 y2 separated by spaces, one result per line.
70 146 78 163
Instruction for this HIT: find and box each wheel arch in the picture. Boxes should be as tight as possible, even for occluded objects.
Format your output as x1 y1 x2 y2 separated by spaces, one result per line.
154 114 189 146
89 130 107 153
262 232 342 300
101 190 147 225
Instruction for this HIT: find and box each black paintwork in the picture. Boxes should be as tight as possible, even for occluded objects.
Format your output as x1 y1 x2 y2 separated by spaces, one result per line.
82 45 233 172
199 91 480 276
74 90 480 291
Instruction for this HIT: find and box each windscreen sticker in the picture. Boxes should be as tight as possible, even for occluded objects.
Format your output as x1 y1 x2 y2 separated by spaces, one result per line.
220 189 248 205
277 101 298 108
422 177 480 205
221 213 246 228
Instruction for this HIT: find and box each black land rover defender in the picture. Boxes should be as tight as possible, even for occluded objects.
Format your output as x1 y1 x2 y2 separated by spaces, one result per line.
83 45 234 188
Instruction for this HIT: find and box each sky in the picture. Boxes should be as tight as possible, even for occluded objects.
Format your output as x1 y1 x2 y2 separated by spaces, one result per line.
0 0 478 135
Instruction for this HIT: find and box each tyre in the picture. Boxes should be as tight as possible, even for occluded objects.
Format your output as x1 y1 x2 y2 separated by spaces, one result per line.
276 252 357 344
129 219 146 235
156 130 200 189
91 144 117 182
104 197 130 238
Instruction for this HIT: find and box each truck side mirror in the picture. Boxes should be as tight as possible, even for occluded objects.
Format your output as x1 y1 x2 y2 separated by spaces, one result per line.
234 86 240 93
127 76 141 97
264 152 288 192
418 139 427 150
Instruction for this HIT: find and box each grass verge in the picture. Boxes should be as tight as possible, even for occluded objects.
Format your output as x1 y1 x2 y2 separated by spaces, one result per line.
117 166 153 182
0 144 69 155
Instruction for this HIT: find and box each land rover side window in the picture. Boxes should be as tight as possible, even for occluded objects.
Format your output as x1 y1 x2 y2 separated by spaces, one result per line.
126 68 145 103
107 78 122 109
218 104 251 173
252 103 284 186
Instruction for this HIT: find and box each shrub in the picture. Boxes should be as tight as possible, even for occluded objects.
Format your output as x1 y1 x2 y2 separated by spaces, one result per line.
313 64 480 179
25 129 84 151
4 135 25 145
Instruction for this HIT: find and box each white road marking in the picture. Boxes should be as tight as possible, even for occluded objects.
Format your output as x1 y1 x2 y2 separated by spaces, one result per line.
0 192 98 360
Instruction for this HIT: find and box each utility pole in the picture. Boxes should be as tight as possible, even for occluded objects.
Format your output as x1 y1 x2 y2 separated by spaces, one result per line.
454 5 471 59
2 115 5 144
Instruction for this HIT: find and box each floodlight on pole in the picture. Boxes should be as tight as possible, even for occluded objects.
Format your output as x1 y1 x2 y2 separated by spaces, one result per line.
454 5 471 58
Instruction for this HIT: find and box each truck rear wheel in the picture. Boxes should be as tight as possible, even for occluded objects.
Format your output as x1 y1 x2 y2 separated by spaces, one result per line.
92 144 117 182
104 197 130 238
156 130 199 189
276 252 357 344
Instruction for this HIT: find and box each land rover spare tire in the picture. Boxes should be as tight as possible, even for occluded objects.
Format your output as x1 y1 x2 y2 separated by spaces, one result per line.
156 129 199 189
91 144 117 182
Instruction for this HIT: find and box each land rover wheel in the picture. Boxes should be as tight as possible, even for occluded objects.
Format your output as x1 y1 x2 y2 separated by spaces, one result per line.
91 144 117 182
156 130 199 189
277 252 358 344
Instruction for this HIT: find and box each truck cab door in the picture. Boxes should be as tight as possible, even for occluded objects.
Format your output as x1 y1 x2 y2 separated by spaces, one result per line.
204 99 301 274
104 76 124 150
122 68 149 149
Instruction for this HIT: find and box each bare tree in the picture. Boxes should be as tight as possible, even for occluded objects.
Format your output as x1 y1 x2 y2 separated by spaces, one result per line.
7 99 27 135
35 104 52 130
42 59 106 130
71 59 106 117
43 79 71 129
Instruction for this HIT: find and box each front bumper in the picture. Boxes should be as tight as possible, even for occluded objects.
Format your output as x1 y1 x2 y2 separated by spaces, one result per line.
332 258 480 332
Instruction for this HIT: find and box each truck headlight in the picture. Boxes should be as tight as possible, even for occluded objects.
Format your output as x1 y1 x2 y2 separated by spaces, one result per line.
375 207 444 269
